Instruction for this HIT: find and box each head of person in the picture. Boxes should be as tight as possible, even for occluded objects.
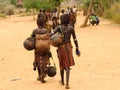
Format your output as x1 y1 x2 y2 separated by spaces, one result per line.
61 9 65 14
67 6 70 9
60 14 70 25
70 8 73 13
53 8 57 12
91 13 95 16
37 18 44 27
39 9 42 13
43 9 46 14
74 5 76 8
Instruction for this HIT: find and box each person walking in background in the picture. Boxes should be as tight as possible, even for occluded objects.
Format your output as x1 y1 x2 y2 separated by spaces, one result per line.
37 10 44 19
52 14 80 89
51 8 59 29
69 7 76 27
65 6 70 14
61 9 65 15
72 5 77 14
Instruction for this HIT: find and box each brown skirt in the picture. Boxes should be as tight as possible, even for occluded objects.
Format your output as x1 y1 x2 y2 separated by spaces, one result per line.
57 42 75 70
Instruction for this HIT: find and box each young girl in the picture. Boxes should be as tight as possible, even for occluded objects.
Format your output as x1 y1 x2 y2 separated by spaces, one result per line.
31 18 51 83
53 14 80 89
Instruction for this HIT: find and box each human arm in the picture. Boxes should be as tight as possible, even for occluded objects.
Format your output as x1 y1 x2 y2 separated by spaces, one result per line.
49 25 61 36
30 29 36 38
53 25 61 34
72 28 81 56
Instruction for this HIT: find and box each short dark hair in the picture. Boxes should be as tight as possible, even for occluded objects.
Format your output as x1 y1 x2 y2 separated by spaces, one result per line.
61 9 65 14
60 14 70 25
39 9 42 12
37 18 44 27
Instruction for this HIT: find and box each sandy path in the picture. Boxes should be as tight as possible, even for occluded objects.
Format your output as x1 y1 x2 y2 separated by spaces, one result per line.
0 13 120 90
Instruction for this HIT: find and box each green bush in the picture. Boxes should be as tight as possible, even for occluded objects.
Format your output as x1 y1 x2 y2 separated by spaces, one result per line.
103 1 120 24
113 12 120 24
104 10 112 19
18 11 33 17
0 13 6 18
4 5 15 16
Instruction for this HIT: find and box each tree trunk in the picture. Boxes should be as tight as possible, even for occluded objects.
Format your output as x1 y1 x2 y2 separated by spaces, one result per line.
98 1 104 16
33 8 35 20
80 0 93 28
57 5 61 18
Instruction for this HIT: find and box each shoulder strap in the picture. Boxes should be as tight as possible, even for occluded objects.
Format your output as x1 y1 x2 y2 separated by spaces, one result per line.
59 25 64 34
49 56 56 69
59 25 65 41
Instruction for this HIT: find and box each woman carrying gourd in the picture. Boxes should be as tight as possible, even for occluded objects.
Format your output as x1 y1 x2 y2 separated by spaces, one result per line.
52 14 80 89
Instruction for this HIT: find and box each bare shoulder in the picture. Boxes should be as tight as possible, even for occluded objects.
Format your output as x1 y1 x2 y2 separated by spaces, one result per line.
68 25 74 31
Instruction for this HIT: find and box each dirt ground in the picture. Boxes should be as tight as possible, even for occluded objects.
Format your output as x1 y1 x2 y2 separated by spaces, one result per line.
0 12 120 90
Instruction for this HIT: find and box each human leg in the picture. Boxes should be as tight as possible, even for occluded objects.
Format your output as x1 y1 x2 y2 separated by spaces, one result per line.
60 69 65 85
33 51 37 70
40 54 49 83
65 67 70 89
37 65 41 81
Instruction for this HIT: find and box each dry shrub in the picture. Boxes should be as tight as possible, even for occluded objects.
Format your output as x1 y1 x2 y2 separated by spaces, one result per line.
104 1 120 24
4 5 15 17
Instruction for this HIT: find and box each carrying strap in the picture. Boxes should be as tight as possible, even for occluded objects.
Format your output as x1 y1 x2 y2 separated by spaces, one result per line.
51 56 56 68
59 25 64 34
49 56 56 68
59 25 69 43
59 25 65 42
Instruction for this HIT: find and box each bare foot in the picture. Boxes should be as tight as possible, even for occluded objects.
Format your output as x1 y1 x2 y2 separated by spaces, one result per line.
66 85 70 89
41 79 46 83
37 77 41 81
59 80 64 85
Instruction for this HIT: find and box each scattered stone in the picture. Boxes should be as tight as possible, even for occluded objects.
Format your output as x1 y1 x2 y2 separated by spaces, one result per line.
11 78 21 81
